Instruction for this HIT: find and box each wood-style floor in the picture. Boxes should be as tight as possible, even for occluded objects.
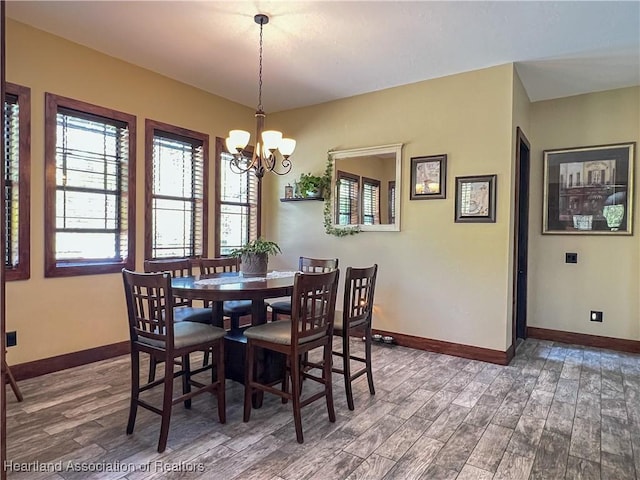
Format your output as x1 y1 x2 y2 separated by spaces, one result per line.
5 338 640 479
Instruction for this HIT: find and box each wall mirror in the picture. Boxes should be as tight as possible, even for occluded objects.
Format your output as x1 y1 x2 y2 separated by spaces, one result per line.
330 143 403 232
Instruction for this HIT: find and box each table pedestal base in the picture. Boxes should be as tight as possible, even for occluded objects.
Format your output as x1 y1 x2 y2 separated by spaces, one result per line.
224 329 286 408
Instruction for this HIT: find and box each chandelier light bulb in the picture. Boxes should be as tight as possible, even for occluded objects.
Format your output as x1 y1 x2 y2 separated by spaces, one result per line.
261 130 283 152
279 138 296 157
227 130 250 152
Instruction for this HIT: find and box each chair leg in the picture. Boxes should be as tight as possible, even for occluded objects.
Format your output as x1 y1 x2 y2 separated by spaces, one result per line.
243 340 255 422
148 356 157 383
4 361 23 402
216 341 226 424
365 326 375 396
291 352 304 443
182 354 192 409
342 333 355 411
271 309 279 322
324 342 336 423
158 356 174 453
126 350 140 435
203 349 210 368
282 357 289 404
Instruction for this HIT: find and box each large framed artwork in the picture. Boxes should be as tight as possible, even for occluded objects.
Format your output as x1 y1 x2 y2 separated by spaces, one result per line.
543 142 635 235
410 154 447 200
454 174 497 223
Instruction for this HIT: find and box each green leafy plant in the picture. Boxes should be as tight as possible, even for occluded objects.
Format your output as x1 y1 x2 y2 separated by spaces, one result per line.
323 154 360 237
229 238 282 258
298 172 329 197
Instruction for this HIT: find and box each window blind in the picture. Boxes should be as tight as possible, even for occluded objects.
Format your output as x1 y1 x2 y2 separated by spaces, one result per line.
362 178 381 225
337 171 360 225
218 151 259 255
55 108 129 262
151 131 204 258
4 94 19 268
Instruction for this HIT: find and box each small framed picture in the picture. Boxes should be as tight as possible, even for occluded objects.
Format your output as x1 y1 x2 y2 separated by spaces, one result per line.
455 174 497 223
410 154 447 200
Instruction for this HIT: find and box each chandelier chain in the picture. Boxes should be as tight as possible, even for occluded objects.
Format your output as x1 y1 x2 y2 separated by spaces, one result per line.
258 20 264 111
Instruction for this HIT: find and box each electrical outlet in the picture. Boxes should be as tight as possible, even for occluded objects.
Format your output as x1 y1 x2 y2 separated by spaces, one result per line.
590 311 603 322
566 252 578 263
6 331 17 347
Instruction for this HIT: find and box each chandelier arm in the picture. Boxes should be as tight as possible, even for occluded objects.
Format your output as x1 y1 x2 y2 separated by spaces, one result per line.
266 156 293 176
228 154 256 175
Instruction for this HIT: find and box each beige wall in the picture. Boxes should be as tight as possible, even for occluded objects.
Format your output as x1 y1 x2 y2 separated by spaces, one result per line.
528 87 640 339
267 64 517 352
5 20 254 364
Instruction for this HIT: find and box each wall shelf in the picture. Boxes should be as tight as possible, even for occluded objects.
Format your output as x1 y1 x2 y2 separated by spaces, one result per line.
279 197 324 202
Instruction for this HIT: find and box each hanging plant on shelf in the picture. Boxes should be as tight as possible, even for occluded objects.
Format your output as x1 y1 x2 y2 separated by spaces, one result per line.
323 153 361 237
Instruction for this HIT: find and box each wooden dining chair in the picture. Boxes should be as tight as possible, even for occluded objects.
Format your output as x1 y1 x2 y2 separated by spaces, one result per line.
198 257 252 331
332 264 378 410
269 257 339 321
122 269 226 453
3 359 23 402
243 269 339 443
144 258 213 381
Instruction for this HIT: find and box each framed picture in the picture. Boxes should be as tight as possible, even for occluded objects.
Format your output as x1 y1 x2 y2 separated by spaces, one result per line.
543 142 635 235
455 174 497 223
410 154 447 200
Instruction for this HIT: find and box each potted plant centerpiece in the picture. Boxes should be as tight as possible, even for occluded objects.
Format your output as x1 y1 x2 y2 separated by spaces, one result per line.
298 172 329 198
230 238 282 277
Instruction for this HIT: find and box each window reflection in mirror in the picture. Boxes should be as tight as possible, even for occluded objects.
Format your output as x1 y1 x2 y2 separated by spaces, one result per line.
330 144 402 232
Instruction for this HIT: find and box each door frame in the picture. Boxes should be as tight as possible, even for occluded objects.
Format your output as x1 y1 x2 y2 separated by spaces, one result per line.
511 126 531 353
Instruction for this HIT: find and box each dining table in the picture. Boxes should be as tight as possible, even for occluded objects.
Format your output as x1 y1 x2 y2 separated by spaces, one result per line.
171 270 297 406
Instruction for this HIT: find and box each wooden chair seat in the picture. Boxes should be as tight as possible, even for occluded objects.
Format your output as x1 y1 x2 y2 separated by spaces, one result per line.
140 321 225 349
332 310 367 333
223 300 252 316
245 320 326 345
267 299 291 315
172 306 213 324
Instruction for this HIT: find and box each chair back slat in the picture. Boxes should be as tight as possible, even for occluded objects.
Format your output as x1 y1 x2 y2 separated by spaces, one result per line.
199 257 240 275
290 270 339 344
144 258 193 307
123 269 175 347
299 257 338 273
343 265 378 329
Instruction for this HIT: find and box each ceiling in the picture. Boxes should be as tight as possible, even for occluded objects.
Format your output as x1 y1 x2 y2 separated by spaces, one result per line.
7 1 640 112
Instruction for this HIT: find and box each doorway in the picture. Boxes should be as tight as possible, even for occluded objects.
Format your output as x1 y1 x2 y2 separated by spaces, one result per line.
512 127 531 352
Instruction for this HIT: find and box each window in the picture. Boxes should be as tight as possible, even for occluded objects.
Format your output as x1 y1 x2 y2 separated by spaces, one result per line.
145 120 208 259
44 94 136 277
215 137 260 256
336 171 359 225
362 177 381 225
4 83 30 281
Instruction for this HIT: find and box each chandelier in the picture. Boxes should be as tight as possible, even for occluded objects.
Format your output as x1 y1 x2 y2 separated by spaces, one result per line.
225 14 295 178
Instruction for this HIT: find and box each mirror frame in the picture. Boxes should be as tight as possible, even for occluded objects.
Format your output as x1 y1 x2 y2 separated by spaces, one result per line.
330 143 403 232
